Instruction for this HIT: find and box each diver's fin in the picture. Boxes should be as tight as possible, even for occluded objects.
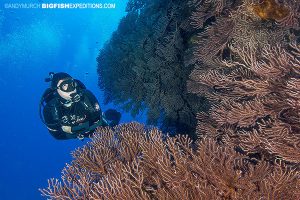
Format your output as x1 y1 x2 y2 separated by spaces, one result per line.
104 109 121 126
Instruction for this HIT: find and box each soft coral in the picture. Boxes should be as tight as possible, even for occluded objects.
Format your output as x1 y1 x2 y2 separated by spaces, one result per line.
252 0 289 21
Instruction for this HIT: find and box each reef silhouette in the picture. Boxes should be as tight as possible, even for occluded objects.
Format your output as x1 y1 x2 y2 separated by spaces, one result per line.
97 0 209 138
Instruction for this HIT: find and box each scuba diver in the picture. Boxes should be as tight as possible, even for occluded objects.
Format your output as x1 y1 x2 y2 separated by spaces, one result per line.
39 72 121 140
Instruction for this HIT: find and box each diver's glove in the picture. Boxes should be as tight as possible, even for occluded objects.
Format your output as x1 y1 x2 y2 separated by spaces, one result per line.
70 93 81 103
62 125 73 134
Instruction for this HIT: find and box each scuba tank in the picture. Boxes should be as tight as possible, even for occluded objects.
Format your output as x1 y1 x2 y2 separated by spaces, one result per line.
39 72 57 126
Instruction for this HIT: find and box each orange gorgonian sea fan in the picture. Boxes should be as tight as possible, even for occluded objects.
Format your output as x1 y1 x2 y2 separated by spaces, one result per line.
252 0 300 29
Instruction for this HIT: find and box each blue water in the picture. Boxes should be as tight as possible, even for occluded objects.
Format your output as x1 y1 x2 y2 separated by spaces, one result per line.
0 0 146 199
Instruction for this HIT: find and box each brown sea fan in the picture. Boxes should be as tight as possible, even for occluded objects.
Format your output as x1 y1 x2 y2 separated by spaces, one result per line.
188 0 300 166
40 123 300 199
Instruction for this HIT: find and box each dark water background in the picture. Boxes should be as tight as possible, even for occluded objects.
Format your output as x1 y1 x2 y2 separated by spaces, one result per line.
0 0 146 199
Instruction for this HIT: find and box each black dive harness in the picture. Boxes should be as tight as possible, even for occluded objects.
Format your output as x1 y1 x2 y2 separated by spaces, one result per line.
40 91 104 133
39 72 105 139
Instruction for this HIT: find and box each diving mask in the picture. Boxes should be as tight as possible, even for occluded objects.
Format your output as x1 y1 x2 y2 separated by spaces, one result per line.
57 79 77 92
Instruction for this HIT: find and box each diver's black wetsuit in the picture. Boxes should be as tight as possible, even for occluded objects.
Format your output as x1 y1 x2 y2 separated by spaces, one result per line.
43 89 107 140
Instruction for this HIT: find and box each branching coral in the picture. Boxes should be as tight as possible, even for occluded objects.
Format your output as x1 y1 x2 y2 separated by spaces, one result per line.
188 0 300 166
40 123 300 199
190 41 300 163
189 0 236 29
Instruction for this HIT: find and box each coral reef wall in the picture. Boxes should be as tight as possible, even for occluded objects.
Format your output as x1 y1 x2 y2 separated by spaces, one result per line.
97 0 208 137
187 0 300 165
41 0 300 199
